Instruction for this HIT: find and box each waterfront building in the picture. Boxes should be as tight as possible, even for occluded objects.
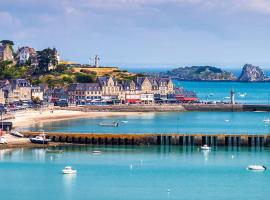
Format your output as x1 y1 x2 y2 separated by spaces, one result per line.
97 76 121 100
0 87 5 104
9 79 32 103
0 44 13 62
49 88 68 103
67 83 102 104
31 86 44 101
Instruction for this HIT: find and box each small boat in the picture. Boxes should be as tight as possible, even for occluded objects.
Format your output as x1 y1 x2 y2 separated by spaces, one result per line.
263 119 270 123
92 150 102 154
247 165 266 171
0 137 7 144
200 144 211 150
224 119 230 122
30 135 51 144
121 121 128 123
46 149 63 154
98 121 118 127
62 166 77 174
238 93 247 98
10 130 24 138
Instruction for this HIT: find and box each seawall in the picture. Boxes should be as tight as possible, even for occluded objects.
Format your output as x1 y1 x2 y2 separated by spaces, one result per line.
54 104 270 112
22 132 270 147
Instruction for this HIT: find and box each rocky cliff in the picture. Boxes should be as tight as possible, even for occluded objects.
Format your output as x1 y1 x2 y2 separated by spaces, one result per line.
163 66 237 81
238 64 269 82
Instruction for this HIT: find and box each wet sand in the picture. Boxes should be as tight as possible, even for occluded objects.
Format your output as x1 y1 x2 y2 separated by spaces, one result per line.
10 109 140 128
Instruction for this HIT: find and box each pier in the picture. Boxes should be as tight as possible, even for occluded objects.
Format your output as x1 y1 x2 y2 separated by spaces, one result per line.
22 132 270 147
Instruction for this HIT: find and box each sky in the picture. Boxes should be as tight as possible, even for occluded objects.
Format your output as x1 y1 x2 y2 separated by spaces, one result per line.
1 0 270 69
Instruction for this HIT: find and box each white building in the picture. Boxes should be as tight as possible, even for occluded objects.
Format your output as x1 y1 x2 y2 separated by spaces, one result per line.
140 93 154 103
17 46 37 65
31 86 44 101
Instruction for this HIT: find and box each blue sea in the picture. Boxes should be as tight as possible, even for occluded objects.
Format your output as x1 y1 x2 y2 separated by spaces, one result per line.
0 146 269 200
122 67 270 104
23 111 270 134
175 81 270 104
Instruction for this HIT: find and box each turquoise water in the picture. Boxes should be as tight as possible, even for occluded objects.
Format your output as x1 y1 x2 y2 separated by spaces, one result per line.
23 112 270 134
0 146 269 200
175 81 270 104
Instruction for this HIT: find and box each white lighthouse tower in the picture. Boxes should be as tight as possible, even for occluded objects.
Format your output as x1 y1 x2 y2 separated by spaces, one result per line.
230 89 235 105
94 55 100 68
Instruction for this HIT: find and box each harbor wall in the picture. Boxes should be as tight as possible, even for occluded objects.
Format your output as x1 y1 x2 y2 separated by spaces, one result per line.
54 104 270 112
22 132 270 147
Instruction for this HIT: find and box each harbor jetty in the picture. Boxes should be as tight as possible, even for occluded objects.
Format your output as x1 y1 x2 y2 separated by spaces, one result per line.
54 104 270 112
22 132 270 147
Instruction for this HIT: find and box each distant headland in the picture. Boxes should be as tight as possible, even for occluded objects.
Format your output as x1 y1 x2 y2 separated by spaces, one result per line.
157 64 270 82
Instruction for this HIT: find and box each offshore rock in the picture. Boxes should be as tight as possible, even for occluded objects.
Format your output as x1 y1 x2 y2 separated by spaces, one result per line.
238 64 269 82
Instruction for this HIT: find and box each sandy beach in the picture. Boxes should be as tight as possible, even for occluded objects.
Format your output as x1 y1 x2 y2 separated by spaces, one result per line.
10 108 140 128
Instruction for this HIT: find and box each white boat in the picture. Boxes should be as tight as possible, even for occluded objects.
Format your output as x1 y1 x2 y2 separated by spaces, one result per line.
10 130 24 138
30 135 51 144
98 121 118 127
200 144 211 150
121 121 128 123
247 165 266 171
263 119 270 123
62 166 77 174
92 150 102 154
238 93 247 98
0 137 7 144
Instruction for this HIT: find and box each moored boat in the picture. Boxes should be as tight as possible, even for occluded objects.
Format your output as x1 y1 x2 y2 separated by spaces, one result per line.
30 135 51 144
92 150 102 154
247 165 266 171
62 166 77 174
98 121 118 127
10 130 24 138
200 144 211 150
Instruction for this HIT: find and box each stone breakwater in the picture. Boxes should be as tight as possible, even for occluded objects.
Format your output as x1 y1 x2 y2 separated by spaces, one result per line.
54 104 270 112
54 104 244 112
22 132 270 147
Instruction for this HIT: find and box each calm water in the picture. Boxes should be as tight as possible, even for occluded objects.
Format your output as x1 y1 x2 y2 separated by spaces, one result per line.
0 146 269 200
175 80 270 104
23 112 270 134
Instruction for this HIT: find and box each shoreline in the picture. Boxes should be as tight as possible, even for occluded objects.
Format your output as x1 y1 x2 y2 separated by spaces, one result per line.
8 103 270 129
10 109 142 129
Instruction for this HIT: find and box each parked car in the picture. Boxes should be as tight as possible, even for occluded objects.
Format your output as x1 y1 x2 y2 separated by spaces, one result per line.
54 100 69 107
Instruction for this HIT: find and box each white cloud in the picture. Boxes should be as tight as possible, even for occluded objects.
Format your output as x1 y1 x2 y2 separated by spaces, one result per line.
59 0 270 15
0 11 21 26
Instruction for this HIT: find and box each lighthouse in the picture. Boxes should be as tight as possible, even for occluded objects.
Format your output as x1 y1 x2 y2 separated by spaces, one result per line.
94 55 100 68
230 89 235 105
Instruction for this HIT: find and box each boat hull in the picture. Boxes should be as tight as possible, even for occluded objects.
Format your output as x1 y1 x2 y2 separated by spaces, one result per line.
30 138 50 144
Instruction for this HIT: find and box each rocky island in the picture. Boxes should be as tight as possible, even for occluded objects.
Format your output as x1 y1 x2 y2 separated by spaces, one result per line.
238 64 269 82
162 66 237 81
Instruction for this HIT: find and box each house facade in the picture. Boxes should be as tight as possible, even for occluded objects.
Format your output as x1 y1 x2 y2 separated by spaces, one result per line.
31 86 44 101
9 79 32 103
0 44 13 62
68 83 102 104
67 76 176 104
17 46 38 65
97 76 121 100
0 88 5 104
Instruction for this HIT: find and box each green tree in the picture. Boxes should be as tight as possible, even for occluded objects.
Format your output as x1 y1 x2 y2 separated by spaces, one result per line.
76 73 94 83
0 40 14 46
36 48 58 74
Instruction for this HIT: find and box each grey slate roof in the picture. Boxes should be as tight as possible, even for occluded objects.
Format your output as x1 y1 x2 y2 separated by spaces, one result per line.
68 83 101 91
